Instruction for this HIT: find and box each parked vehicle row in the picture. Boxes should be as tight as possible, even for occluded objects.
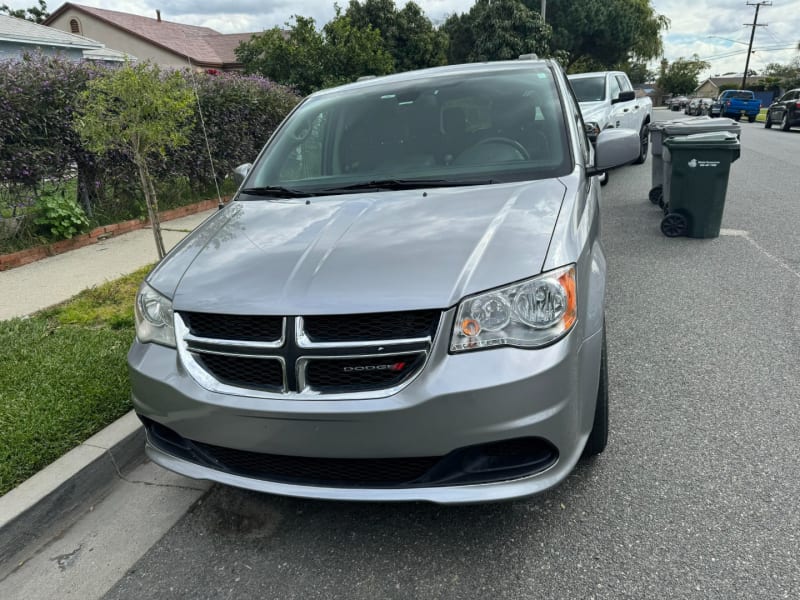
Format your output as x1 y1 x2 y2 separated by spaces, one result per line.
764 88 800 132
668 96 688 111
685 97 713 116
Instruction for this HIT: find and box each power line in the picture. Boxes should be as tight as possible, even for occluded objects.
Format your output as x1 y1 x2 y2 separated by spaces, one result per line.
742 1 771 88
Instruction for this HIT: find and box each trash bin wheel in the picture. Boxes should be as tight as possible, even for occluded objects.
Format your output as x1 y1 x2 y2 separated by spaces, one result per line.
600 171 609 186
661 213 688 237
657 192 666 209
649 186 662 205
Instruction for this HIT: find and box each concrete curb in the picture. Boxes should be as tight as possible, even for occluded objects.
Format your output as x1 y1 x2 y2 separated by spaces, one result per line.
0 411 144 579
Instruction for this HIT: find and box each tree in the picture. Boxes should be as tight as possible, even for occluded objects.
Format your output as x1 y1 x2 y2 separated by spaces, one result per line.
539 0 669 71
442 0 551 64
618 60 655 85
236 11 393 95
656 55 710 96
345 0 447 72
75 62 194 259
0 0 48 23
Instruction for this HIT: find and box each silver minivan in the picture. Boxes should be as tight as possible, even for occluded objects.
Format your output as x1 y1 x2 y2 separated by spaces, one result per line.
129 58 640 503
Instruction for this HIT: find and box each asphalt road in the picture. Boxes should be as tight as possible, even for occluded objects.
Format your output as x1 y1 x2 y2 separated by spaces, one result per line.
103 111 800 600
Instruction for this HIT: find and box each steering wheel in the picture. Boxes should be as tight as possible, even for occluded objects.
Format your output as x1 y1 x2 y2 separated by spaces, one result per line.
454 137 530 166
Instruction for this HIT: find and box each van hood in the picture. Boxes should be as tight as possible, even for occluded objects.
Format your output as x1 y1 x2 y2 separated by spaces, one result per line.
149 180 566 315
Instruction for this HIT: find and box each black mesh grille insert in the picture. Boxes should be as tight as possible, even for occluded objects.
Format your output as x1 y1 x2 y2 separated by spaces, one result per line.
193 441 440 487
305 353 425 392
182 312 283 342
303 310 440 342
195 353 283 390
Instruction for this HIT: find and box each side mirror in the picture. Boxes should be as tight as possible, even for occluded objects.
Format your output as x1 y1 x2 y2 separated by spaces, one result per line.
611 90 636 104
587 128 640 176
232 163 252 186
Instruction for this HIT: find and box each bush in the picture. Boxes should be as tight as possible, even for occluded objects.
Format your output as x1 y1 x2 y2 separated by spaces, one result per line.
0 54 300 251
34 190 90 240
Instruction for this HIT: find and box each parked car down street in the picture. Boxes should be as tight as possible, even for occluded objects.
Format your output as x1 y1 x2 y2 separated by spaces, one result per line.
764 88 800 131
129 58 641 504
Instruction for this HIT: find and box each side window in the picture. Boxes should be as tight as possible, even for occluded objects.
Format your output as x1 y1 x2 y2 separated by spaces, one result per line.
564 83 591 164
616 75 632 93
279 111 328 181
608 76 622 101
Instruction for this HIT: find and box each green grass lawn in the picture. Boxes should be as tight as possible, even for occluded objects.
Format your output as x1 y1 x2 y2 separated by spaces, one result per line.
0 265 152 495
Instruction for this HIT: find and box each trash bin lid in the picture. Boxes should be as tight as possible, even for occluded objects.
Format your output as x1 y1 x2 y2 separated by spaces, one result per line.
661 117 740 136
663 130 740 147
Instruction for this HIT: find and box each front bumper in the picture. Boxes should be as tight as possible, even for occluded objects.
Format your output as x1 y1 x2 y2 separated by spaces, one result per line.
129 321 603 504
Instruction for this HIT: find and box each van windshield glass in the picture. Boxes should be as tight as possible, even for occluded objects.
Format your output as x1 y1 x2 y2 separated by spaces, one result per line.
243 68 572 195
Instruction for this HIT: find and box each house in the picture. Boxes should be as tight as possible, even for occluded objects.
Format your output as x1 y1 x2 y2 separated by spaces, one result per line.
44 3 257 70
0 13 102 61
694 75 766 97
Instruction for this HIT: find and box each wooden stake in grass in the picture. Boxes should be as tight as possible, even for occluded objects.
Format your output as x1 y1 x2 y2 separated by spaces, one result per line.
74 61 194 259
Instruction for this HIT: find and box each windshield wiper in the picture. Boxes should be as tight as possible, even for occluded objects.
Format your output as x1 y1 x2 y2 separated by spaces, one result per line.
239 186 314 198
320 178 496 193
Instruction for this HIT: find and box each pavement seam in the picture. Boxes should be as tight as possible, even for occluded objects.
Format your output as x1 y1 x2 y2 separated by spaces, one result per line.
104 449 207 492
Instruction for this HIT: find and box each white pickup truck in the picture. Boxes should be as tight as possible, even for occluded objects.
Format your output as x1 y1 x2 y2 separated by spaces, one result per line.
568 71 652 182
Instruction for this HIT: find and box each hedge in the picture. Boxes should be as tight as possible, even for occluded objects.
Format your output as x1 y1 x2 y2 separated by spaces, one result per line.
0 54 299 250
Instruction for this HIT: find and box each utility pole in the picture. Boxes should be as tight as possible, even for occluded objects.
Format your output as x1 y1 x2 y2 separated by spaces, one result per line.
540 0 546 22
741 1 771 89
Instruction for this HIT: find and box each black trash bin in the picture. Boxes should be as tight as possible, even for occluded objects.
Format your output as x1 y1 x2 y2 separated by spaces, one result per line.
660 131 741 238
648 117 740 207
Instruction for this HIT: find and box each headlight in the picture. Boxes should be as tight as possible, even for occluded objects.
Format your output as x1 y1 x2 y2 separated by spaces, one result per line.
450 265 577 352
134 282 176 347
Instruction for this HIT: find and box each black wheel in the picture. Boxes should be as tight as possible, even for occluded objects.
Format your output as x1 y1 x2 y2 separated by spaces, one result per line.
600 171 609 186
661 213 688 237
748 115 756 123
657 192 665 209
733 114 741 122
649 185 662 205
765 112 772 129
781 113 791 132
633 122 649 164
583 324 608 458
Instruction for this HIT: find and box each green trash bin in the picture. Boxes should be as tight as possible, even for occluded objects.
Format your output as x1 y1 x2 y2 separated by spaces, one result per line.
648 117 740 207
660 131 741 238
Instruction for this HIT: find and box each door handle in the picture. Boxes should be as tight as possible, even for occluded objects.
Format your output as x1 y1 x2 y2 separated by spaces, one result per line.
623 108 629 112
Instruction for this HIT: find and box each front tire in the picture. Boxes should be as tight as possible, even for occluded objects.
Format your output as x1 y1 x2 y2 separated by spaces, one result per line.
583 325 608 458
782 113 791 131
748 115 756 123
765 112 772 129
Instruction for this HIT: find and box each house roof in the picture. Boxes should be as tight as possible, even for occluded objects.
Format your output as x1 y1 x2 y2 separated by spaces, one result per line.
0 13 102 50
43 3 257 68
696 75 766 92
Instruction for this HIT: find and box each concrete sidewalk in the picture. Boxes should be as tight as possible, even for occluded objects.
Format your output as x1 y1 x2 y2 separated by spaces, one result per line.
0 210 215 320
0 209 217 593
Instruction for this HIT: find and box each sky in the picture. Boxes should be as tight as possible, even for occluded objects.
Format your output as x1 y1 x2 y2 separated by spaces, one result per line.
10 0 800 80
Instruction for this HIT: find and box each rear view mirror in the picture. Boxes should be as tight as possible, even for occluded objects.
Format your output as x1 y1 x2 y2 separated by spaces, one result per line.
232 163 252 186
612 90 636 104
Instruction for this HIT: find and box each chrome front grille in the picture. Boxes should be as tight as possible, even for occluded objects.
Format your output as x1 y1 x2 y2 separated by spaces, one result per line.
176 311 440 398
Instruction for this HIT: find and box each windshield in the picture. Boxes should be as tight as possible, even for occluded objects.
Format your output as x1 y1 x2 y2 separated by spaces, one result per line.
730 91 754 99
244 68 572 195
569 76 606 102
